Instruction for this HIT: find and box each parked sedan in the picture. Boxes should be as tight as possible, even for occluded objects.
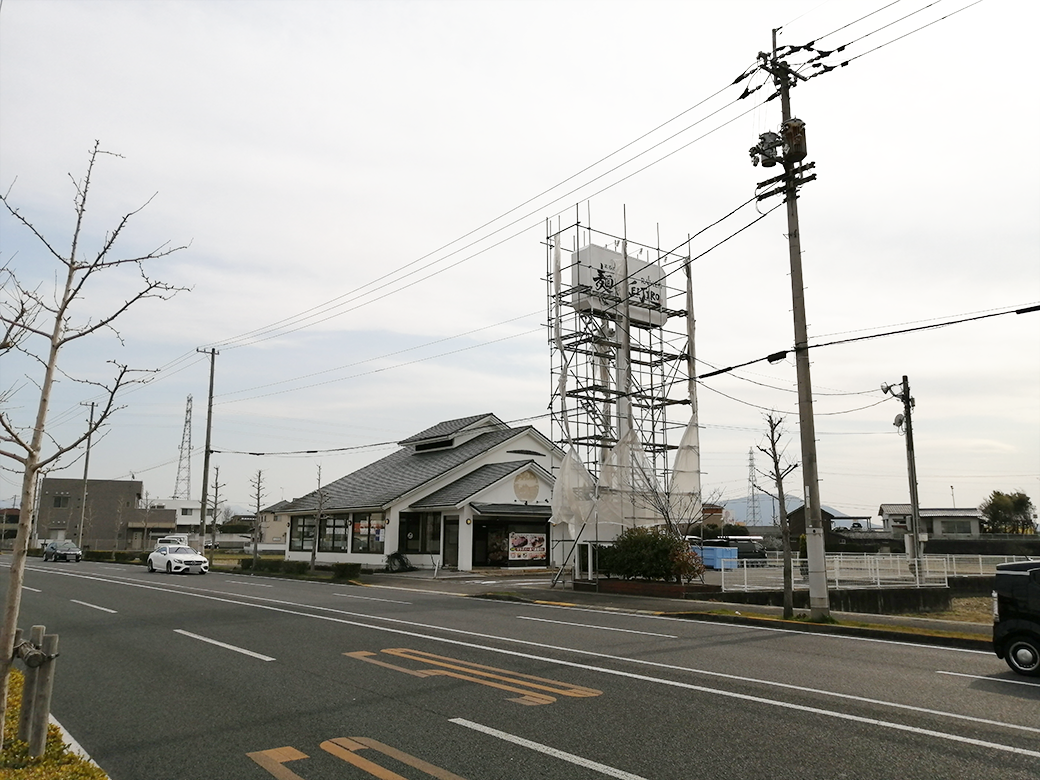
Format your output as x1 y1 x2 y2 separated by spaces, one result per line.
43 540 82 562
147 545 209 575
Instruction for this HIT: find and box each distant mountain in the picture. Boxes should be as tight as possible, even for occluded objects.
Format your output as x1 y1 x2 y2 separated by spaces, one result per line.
720 493 850 526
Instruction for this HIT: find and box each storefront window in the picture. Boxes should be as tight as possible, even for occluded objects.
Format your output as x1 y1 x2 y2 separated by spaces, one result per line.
400 512 440 554
474 520 550 567
352 512 385 554
320 514 350 552
289 515 315 552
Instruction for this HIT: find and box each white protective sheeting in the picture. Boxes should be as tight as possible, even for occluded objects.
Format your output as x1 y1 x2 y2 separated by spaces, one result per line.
669 414 702 531
598 429 661 538
549 447 595 539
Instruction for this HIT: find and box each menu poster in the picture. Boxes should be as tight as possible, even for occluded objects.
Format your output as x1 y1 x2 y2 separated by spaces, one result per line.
508 532 547 561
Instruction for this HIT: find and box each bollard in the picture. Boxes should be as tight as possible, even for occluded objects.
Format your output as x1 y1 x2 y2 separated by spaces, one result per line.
28 633 59 758
17 625 45 743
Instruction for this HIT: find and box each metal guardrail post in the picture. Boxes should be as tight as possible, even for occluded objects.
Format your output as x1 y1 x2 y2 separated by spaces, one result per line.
28 633 59 757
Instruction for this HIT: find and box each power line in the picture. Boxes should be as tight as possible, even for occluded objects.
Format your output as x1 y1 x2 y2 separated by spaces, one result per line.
698 303 1039 379
197 86 758 355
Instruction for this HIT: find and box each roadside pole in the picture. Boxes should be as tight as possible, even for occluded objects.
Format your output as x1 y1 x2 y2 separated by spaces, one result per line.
749 30 829 619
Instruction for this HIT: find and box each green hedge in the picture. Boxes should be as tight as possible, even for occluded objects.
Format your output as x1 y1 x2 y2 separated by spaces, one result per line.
596 526 704 583
332 563 362 580
83 550 113 562
239 557 286 573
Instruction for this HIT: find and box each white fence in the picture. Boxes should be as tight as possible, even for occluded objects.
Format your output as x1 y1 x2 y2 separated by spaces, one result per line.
715 553 1033 592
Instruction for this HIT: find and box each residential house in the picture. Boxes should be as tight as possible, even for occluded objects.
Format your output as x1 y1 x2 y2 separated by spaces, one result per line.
878 504 982 538
281 414 561 571
254 501 291 552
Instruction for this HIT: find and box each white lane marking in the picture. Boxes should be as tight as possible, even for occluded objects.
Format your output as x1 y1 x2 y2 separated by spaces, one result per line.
518 616 676 638
70 599 117 614
333 593 412 604
452 718 649 780
173 629 275 661
528 601 994 655
21 586 42 593
26 567 1039 741
938 670 1040 687
226 580 274 587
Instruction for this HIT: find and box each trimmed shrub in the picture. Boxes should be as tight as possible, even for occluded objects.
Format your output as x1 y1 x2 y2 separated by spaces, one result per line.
597 527 705 583
26 548 43 558
113 551 142 563
281 561 308 575
332 563 362 580
83 550 113 562
257 558 283 573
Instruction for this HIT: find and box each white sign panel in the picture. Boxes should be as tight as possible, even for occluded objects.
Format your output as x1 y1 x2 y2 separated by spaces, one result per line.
570 244 667 327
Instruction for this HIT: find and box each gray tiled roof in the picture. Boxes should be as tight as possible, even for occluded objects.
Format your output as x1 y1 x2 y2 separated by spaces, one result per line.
260 499 292 514
411 461 534 508
281 425 530 514
397 413 499 445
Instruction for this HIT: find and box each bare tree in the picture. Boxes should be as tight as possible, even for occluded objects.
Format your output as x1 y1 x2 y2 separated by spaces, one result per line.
755 413 799 620
0 142 187 745
310 465 328 573
208 466 224 558
250 470 266 573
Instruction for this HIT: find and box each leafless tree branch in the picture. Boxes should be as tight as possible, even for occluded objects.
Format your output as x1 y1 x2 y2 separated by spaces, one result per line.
0 142 189 745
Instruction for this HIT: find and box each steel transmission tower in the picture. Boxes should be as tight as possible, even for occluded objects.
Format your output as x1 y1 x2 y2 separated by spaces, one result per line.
746 448 760 526
173 395 193 500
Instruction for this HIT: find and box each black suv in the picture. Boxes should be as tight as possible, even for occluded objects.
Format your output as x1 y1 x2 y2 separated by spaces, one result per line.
992 559 1040 676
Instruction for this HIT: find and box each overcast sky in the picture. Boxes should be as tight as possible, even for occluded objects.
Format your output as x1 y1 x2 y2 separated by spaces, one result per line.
1 0 1037 519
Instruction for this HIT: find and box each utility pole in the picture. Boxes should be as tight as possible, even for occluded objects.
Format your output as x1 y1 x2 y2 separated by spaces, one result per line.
76 402 95 549
197 348 217 561
883 376 923 581
749 29 828 619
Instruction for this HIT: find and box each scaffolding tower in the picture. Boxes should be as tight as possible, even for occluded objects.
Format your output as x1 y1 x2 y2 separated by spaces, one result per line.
546 218 695 494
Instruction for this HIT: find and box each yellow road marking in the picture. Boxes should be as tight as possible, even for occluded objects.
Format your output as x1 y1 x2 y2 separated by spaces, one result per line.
345 648 601 705
246 746 309 779
248 739 470 779
321 737 470 780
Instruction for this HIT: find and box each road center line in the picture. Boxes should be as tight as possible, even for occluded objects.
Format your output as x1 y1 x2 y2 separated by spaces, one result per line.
70 599 116 614
451 718 649 780
174 629 275 661
227 580 274 588
518 616 676 638
21 586 42 593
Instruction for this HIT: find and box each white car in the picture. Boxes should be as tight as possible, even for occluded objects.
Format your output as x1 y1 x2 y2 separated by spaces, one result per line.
147 545 209 575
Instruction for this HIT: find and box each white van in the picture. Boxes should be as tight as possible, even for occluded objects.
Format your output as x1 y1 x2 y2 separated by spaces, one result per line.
154 534 190 548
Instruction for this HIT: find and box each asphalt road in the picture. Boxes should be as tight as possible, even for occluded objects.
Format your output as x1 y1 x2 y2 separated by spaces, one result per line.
3 559 1038 780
